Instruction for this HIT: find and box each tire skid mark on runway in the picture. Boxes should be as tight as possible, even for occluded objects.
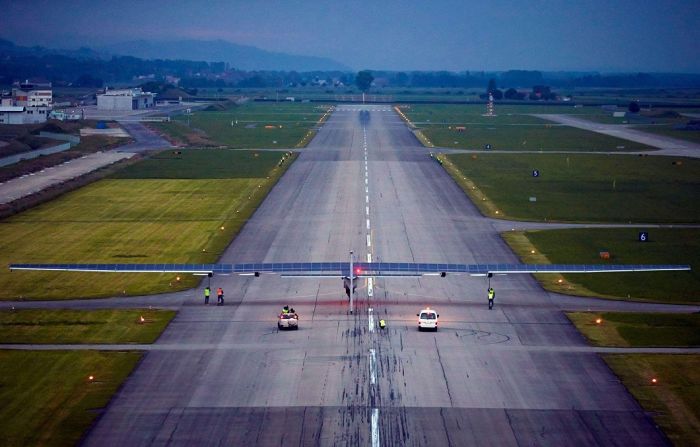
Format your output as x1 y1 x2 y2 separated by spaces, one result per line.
434 338 455 406
455 328 511 344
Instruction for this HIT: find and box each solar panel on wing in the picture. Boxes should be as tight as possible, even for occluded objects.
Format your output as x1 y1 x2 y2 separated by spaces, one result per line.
8 262 690 276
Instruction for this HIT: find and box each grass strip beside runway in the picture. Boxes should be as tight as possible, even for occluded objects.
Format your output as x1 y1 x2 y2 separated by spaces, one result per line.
503 228 699 304
603 354 700 447
444 153 700 223
569 310 700 444
111 148 289 179
0 309 176 344
152 102 331 148
567 312 700 347
634 124 700 144
0 350 142 447
403 104 654 151
0 149 296 300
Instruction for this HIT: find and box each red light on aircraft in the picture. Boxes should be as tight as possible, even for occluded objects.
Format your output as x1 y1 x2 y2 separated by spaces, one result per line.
355 267 362 275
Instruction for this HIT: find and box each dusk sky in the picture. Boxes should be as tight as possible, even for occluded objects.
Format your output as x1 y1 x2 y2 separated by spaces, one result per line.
1 0 699 72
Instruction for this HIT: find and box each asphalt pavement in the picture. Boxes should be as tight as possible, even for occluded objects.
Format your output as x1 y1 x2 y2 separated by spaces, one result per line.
50 105 685 446
114 122 172 153
0 152 134 205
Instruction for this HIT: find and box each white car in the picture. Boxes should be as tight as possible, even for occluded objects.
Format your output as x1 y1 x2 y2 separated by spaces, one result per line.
417 308 439 331
278 313 299 330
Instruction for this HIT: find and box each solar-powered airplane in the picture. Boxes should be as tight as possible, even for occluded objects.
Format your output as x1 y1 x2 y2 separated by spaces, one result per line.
9 251 691 312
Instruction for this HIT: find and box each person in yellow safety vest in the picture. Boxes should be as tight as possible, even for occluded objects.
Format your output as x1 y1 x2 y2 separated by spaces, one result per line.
282 305 289 314
204 286 211 305
379 319 386 329
488 287 495 310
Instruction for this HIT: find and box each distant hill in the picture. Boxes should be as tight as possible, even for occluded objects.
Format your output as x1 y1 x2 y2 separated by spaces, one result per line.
96 39 350 72
0 38 103 60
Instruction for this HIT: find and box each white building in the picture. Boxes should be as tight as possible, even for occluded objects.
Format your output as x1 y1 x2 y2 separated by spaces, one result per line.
13 82 53 108
0 106 29 124
0 82 53 124
97 88 156 111
1 93 13 107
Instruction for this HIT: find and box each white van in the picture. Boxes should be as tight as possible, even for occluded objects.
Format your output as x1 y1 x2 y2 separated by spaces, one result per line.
417 308 439 331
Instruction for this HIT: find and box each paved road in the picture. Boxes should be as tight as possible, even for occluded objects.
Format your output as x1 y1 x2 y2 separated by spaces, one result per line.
114 122 172 153
0 122 170 205
534 114 700 158
63 105 678 446
0 152 134 205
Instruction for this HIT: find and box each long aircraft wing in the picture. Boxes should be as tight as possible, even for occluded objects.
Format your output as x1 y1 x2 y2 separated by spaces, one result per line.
8 262 691 277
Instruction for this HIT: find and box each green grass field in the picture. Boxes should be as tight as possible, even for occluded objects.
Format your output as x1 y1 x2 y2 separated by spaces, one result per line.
567 312 700 347
603 354 700 446
154 102 330 148
444 153 700 223
404 104 562 124
566 310 700 443
0 309 176 343
111 147 288 179
0 350 142 446
0 149 295 300
635 125 700 144
503 228 699 304
402 104 655 151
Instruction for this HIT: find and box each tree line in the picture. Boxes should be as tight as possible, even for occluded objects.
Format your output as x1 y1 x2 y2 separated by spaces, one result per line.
2 39 699 90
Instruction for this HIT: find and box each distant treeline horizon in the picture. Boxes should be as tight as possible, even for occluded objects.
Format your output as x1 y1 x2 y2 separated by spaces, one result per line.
2 39 700 91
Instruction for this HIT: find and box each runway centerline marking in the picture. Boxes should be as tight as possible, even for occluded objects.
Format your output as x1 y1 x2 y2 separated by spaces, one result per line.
367 234 372 247
366 218 370 230
369 348 377 385
366 206 370 216
371 408 380 447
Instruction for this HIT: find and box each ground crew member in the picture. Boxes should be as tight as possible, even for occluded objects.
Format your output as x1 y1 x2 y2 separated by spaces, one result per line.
282 305 289 314
488 287 495 310
379 319 386 329
204 286 211 305
217 287 224 306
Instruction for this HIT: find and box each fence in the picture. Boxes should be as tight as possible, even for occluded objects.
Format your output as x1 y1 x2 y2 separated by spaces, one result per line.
0 142 72 167
38 132 81 146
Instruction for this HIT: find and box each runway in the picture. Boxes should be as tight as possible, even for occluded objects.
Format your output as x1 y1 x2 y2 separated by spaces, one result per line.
81 105 670 446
